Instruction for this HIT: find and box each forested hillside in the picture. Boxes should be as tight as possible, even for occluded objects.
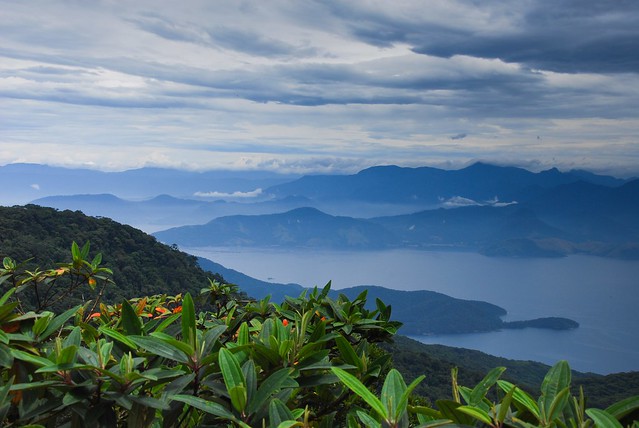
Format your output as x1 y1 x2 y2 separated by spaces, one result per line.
0 205 224 308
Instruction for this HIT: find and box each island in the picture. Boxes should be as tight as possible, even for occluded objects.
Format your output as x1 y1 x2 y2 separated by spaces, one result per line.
197 259 580 336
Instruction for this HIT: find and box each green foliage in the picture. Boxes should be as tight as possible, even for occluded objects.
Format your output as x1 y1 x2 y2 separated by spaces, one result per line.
0 248 404 427
0 205 230 309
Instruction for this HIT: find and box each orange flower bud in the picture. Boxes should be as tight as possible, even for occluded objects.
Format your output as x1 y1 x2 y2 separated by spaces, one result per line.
88 278 97 287
173 306 183 314
282 319 289 327
88 312 101 319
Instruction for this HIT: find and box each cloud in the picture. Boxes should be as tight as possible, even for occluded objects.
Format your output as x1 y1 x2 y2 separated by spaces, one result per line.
442 196 481 208
194 188 264 199
30 183 40 190
441 196 517 208
327 1 639 74
0 0 637 176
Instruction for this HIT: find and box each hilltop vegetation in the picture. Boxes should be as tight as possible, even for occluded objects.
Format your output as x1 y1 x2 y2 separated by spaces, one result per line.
0 205 225 309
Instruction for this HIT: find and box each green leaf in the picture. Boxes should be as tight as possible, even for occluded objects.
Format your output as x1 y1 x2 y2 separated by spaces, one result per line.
331 367 387 419
434 400 475 426
129 394 170 410
539 360 571 422
586 408 624 428
219 347 247 413
171 394 242 424
150 332 194 359
35 363 90 373
243 359 257 409
99 326 137 350
547 386 571 422
397 374 425 422
11 349 52 368
415 419 456 428
150 313 180 334
0 377 14 423
356 410 382 428
605 395 639 420
64 326 82 348
40 305 81 340
0 344 13 368
80 241 91 259
71 241 81 261
269 398 295 426
56 344 78 365
497 380 540 420
181 293 196 349
32 313 51 337
496 381 515 423
469 366 505 406
200 324 227 357
237 322 249 346
10 380 60 391
276 422 302 428
161 373 196 398
457 405 493 425
381 369 406 421
130 335 189 364
91 253 102 268
121 299 142 336
248 368 294 414
335 335 364 372
0 288 16 306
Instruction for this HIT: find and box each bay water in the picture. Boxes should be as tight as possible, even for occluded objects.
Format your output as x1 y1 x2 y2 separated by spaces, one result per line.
185 247 639 374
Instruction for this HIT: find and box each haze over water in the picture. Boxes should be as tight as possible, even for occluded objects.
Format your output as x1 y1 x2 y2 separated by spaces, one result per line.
187 247 639 374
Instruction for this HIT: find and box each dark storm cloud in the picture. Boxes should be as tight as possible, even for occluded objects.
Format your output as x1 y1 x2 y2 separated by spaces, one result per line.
325 0 639 73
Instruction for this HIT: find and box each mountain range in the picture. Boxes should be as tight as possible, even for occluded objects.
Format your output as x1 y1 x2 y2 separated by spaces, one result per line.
6 161 638 258
154 178 639 258
0 163 295 206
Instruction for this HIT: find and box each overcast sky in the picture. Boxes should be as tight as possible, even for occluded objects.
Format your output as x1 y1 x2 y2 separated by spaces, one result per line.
1 0 638 176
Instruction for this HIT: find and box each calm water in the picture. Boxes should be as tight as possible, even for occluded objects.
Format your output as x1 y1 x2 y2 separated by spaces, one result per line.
185 247 639 374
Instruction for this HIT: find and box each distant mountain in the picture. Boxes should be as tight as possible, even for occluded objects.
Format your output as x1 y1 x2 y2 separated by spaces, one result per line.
31 193 315 233
155 174 639 258
371 204 566 250
0 163 296 205
527 179 639 242
13 162 639 258
155 207 395 248
265 162 627 206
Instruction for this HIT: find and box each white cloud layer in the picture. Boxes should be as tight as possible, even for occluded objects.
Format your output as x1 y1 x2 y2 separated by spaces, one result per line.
1 0 638 176
194 189 264 199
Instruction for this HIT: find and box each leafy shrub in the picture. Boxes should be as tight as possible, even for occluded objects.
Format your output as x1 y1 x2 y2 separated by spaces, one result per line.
0 243 637 427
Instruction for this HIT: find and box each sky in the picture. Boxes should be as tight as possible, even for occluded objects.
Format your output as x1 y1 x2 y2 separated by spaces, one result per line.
1 0 639 176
